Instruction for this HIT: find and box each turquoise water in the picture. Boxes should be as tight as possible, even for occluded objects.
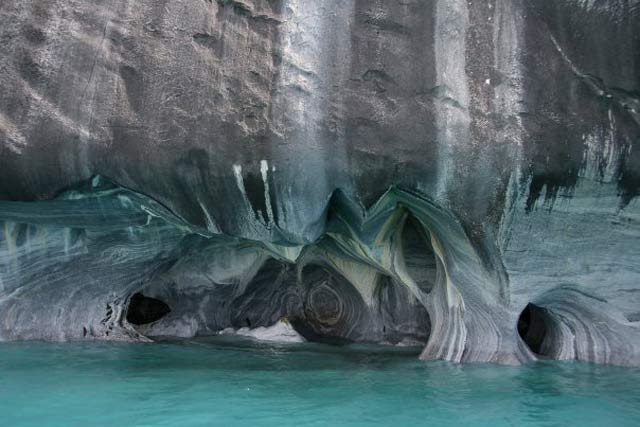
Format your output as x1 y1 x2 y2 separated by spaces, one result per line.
1 338 639 426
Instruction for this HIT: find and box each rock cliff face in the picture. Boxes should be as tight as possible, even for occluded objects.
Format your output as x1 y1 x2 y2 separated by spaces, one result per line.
0 0 639 365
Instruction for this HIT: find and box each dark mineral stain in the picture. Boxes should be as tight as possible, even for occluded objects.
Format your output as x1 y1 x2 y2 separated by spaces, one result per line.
362 13 410 35
243 169 269 223
18 53 46 85
22 25 46 45
616 138 640 208
522 0 640 212
362 69 395 92
68 228 86 247
119 65 144 114
267 167 279 226
627 312 640 322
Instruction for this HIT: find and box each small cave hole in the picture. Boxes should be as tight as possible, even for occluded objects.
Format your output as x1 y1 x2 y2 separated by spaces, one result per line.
517 303 549 356
126 293 171 325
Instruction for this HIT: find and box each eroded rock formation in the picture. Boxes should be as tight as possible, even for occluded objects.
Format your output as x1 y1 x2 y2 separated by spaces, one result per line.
0 0 639 366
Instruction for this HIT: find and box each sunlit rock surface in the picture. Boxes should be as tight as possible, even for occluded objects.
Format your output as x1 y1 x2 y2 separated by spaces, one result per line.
0 0 638 366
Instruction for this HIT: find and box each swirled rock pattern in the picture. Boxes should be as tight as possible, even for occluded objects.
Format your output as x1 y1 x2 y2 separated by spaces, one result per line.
0 0 639 366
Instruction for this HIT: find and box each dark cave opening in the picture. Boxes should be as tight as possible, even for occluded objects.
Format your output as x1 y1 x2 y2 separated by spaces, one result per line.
294 263 366 343
287 263 432 347
517 303 550 356
126 293 171 325
400 214 437 294
374 274 431 345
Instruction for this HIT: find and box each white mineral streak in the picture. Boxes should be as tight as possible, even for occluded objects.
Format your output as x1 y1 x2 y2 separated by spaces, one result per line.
260 160 275 226
197 198 221 234
433 0 471 202
233 164 246 197
0 112 27 154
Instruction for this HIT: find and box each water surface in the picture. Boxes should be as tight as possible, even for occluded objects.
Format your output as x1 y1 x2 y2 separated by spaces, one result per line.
1 338 639 426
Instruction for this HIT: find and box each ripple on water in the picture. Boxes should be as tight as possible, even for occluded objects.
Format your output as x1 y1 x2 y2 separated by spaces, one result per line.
0 338 639 427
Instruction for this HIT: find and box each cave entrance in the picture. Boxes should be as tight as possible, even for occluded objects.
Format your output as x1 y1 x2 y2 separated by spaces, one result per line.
517 303 550 356
126 293 171 325
291 263 366 343
400 214 437 294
